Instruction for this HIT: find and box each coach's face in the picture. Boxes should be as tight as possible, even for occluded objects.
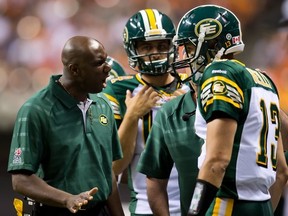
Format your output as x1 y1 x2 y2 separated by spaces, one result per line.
75 41 111 94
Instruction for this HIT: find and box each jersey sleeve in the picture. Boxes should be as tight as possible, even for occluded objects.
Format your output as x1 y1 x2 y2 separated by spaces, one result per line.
102 80 122 124
7 102 44 173
102 76 136 127
198 61 245 122
137 108 174 179
111 118 123 161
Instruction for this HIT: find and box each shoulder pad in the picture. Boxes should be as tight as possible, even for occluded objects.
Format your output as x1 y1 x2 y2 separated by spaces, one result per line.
110 75 134 84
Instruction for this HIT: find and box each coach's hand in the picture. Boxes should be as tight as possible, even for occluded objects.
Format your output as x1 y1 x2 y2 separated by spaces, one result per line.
67 187 98 213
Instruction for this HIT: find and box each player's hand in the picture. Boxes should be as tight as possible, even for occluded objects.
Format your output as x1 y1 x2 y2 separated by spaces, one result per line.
125 85 159 119
172 89 186 97
167 88 186 101
159 89 186 102
66 187 98 213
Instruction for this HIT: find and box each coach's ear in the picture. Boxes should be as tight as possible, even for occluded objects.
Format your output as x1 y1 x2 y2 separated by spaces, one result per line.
68 64 79 76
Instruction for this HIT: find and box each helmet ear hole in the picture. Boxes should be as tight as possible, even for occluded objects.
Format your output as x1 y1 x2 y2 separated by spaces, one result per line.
128 57 138 69
214 38 225 52
131 61 137 68
208 39 218 49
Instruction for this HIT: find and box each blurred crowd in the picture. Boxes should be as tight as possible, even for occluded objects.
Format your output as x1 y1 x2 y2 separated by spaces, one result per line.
0 0 287 131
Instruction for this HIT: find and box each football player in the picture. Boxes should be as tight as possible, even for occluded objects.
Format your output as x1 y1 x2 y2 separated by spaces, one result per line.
169 4 288 216
102 9 189 216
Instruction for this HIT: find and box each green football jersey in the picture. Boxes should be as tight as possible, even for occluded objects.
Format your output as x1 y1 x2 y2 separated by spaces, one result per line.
137 91 204 216
196 59 280 206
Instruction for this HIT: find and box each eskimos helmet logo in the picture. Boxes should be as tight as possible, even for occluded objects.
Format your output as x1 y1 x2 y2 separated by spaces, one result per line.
195 18 222 40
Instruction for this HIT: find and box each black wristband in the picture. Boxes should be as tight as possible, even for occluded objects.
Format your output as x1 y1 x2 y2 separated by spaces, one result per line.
188 179 218 216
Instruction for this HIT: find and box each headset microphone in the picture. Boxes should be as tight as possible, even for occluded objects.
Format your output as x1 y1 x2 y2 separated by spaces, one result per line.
182 110 196 121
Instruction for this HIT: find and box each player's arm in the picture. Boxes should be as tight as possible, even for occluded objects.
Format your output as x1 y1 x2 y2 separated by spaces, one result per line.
11 172 97 213
146 177 169 216
106 169 125 216
113 85 159 175
280 109 288 151
269 133 288 211
189 117 237 215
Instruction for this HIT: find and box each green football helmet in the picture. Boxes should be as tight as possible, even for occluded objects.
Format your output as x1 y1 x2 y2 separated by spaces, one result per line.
106 56 126 81
123 9 176 75
171 4 245 84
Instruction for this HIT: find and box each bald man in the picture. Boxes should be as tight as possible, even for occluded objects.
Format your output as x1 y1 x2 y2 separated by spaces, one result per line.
7 36 124 216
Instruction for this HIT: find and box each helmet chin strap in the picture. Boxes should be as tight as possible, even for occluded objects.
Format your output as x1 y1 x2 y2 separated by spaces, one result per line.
185 27 206 67
193 28 206 61
214 47 225 61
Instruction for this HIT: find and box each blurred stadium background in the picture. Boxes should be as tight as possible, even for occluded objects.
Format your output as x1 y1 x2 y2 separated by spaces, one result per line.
1 0 287 215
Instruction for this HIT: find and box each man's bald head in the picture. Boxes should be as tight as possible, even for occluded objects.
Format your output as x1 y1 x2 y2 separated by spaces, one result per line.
61 36 103 68
58 36 110 97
